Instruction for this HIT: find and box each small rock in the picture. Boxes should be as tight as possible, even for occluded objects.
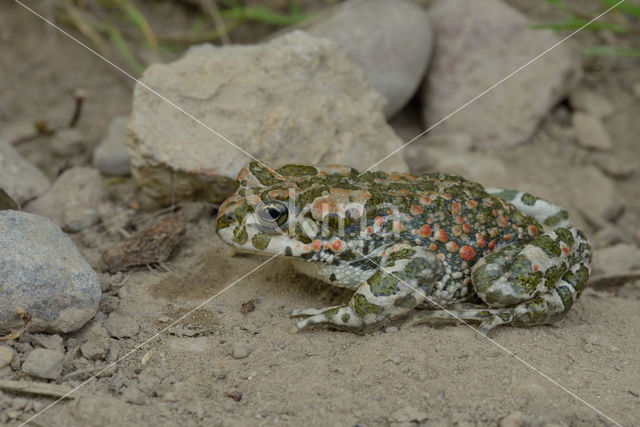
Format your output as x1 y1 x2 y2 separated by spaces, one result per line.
51 128 85 156
385 326 399 333
104 313 139 338
121 384 146 405
0 119 38 142
422 0 581 148
31 333 64 353
572 112 613 150
25 166 109 232
564 166 620 222
593 154 635 179
592 225 629 249
231 342 252 359
92 116 131 176
0 211 101 334
568 87 614 118
388 406 429 423
22 348 65 379
305 0 433 118
0 138 50 205
499 411 527 427
128 31 406 204
80 325 110 360
592 244 640 276
0 345 13 368
99 295 120 314
106 340 121 364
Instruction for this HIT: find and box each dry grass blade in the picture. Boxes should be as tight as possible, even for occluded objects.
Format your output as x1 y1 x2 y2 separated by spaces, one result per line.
64 3 111 55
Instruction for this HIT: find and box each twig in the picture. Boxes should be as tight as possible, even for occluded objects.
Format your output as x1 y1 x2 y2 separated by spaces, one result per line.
69 88 87 127
0 308 32 342
201 0 231 45
0 380 76 399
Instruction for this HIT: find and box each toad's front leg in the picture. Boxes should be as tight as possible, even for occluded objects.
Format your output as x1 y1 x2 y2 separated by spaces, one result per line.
291 243 443 333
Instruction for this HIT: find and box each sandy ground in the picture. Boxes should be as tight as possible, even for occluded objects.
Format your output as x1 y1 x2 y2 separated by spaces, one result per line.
1 1 639 426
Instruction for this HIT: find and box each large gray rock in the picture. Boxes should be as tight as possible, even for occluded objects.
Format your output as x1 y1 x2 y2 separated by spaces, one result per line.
93 116 131 176
25 166 109 232
128 31 407 204
0 211 101 334
422 0 582 148
0 138 50 205
305 0 432 118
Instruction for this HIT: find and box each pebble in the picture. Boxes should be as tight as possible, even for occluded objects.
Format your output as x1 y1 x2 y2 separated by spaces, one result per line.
30 333 64 353
22 348 65 379
563 166 620 222
422 0 581 148
128 31 406 204
568 87 614 118
592 244 640 276
121 384 146 405
572 112 613 150
305 0 433 118
80 325 110 360
0 345 13 368
51 128 85 156
99 295 120 315
592 154 635 179
231 342 252 359
24 166 109 232
104 313 140 338
0 138 50 205
92 116 131 176
499 411 527 427
106 340 121 364
0 211 101 334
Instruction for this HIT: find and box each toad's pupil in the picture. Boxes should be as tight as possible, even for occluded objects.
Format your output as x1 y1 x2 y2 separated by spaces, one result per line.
268 208 280 219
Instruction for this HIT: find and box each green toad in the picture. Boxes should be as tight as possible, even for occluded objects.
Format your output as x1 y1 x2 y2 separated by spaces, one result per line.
216 162 592 334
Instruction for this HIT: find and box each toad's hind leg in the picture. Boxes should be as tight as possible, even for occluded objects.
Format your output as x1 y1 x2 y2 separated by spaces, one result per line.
404 227 591 334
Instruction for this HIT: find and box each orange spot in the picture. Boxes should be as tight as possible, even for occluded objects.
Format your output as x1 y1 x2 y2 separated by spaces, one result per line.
499 216 509 227
419 196 432 205
475 233 486 247
375 216 384 225
331 239 342 252
446 241 458 252
528 224 539 237
419 225 432 238
427 217 434 224
312 240 322 251
503 233 512 241
303 245 310 252
562 246 569 254
459 245 475 261
462 223 471 234
532 264 539 272
410 205 423 215
435 229 448 243
488 240 496 250
323 243 330 250
365 226 373 234
429 243 437 251
455 216 464 224
465 200 478 209
450 201 461 215
441 193 452 200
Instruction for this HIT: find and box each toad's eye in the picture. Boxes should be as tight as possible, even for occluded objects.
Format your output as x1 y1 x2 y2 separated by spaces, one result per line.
257 201 288 228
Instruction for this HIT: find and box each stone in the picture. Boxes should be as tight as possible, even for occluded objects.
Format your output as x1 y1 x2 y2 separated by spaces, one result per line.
568 87 614 118
99 295 120 314
563 166 620 222
81 325 110 360
104 313 139 338
31 333 64 353
305 0 432 118
0 120 37 143
0 346 13 368
25 166 109 232
422 0 581 149
121 384 146 405
22 348 65 379
231 342 252 359
592 244 640 276
92 116 131 176
592 154 635 179
572 112 613 150
51 128 85 156
0 211 101 334
0 138 50 205
128 31 407 205
499 411 527 427
106 340 121 364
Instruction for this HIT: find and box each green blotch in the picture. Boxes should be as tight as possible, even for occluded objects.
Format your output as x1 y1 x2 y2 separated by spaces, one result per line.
232 225 248 245
495 189 518 201
556 285 574 312
510 255 543 296
382 248 416 267
543 210 570 228
394 294 416 308
554 227 574 248
352 294 381 316
368 272 399 296
251 234 271 250
520 193 538 206
249 162 279 186
564 265 590 293
276 164 318 177
544 264 567 289
324 307 339 320
533 235 562 258
341 313 350 323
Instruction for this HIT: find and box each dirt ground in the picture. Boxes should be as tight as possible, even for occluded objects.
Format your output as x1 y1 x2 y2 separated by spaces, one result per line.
1 0 639 426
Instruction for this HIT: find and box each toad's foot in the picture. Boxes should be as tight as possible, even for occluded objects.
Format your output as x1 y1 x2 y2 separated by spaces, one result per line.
291 243 444 333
